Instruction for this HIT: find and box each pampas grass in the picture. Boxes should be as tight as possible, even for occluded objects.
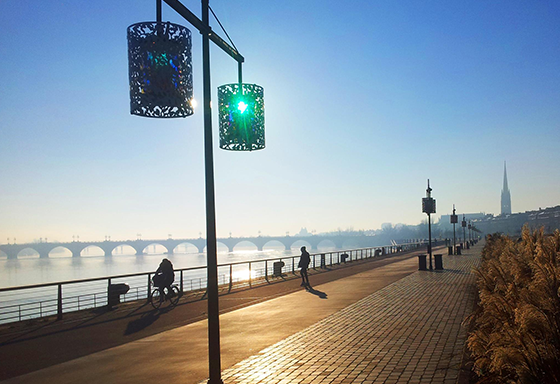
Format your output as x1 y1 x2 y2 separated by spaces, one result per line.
467 226 560 383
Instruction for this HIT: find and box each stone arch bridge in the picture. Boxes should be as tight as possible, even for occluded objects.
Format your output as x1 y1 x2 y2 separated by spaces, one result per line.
0 235 416 260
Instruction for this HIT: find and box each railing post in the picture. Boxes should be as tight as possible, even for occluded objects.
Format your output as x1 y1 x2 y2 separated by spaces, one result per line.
249 262 252 287
292 257 295 274
180 270 184 293
107 278 112 308
313 254 316 269
265 260 268 281
57 283 63 320
229 264 233 291
147 274 151 302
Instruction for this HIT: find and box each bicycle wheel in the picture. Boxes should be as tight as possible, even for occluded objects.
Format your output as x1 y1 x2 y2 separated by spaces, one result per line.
150 288 163 309
169 285 181 306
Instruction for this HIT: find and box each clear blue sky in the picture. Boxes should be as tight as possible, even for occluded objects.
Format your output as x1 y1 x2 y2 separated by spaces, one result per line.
1 0 559 243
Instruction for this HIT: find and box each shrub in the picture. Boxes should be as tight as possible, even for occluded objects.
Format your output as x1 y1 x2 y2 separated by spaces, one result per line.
467 226 560 383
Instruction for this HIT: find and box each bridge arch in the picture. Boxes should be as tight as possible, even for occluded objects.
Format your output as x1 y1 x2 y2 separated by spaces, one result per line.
172 242 200 254
232 240 258 252
262 240 285 251
202 242 232 254
0 250 7 259
112 244 137 255
316 239 337 251
142 243 173 255
49 246 72 258
17 248 40 259
289 240 313 251
80 245 105 257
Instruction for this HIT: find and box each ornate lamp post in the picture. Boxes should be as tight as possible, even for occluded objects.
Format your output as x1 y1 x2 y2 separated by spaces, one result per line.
422 179 436 270
450 205 458 255
127 2 264 383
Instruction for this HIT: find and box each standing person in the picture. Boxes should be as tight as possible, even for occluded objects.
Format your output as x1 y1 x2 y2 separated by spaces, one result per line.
298 246 311 287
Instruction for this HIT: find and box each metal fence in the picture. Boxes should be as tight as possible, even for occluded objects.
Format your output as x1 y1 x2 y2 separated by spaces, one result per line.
0 241 427 324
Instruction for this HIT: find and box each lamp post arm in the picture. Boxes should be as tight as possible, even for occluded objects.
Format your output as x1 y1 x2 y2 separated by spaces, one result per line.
163 0 245 64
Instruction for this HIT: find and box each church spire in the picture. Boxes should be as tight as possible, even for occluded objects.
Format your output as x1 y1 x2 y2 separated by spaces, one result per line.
503 161 509 191
501 161 512 215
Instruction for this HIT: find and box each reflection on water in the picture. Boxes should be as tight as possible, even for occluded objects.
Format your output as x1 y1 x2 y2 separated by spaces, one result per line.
0 246 339 288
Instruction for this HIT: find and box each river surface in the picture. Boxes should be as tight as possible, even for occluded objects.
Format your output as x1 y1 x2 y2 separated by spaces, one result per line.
0 244 340 288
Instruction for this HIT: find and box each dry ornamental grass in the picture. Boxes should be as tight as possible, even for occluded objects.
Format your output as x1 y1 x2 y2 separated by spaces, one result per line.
467 226 560 383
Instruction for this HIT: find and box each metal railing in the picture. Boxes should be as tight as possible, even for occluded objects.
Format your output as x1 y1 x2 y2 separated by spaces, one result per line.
0 241 428 324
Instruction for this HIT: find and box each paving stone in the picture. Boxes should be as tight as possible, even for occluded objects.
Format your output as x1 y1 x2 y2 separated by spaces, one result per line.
202 251 480 384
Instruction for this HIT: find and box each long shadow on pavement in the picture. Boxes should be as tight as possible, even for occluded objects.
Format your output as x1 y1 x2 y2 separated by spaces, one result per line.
306 286 328 299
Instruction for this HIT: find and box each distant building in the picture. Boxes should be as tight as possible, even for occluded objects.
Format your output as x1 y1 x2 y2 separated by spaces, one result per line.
438 212 490 231
501 161 512 215
473 206 560 236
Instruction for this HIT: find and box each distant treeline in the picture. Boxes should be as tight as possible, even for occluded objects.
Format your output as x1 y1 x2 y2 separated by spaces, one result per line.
467 227 560 383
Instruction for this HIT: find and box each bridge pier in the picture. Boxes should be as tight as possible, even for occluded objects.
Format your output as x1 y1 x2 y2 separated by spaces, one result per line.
39 252 49 259
6 251 18 260
72 251 81 258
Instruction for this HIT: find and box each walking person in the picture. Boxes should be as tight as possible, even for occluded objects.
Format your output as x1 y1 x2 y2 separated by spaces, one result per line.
298 246 310 287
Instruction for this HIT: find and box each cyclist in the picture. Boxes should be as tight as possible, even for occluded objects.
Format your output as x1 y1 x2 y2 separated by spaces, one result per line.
153 258 175 297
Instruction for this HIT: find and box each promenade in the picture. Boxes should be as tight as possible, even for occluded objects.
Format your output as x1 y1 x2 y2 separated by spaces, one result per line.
1 243 481 384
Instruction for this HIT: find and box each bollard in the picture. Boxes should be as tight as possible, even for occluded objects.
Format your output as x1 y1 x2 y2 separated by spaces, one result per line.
434 254 443 270
418 255 427 271
447 246 453 256
456 246 461 255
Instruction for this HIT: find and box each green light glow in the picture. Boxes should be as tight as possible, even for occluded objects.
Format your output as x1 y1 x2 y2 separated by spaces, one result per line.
237 101 248 114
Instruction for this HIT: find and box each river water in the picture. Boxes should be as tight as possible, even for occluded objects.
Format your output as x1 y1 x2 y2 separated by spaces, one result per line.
0 243 340 289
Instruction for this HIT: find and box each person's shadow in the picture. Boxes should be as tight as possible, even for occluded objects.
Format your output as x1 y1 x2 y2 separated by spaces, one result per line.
306 285 328 299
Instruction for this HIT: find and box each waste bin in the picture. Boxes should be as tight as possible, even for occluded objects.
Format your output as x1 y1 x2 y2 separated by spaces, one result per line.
108 283 130 306
466 242 470 249
434 254 443 270
341 253 349 263
273 261 285 277
418 255 427 271
320 254 326 268
448 246 453 256
456 246 461 255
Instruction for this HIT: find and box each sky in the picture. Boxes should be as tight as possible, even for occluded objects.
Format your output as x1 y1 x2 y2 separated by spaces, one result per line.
1 0 559 244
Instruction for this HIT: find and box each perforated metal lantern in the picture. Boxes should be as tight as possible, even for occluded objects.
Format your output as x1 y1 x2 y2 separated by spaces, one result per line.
218 83 265 151
127 22 193 118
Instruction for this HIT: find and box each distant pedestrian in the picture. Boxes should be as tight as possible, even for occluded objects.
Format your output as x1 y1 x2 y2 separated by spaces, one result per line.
298 246 310 287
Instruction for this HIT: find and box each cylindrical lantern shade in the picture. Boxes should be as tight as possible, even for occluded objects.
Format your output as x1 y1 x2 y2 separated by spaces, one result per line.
218 83 265 151
127 22 193 118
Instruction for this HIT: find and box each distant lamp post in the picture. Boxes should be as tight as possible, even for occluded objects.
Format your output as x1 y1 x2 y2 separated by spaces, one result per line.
450 205 458 255
461 215 467 247
422 179 436 270
218 83 265 151
468 221 472 243
127 21 194 118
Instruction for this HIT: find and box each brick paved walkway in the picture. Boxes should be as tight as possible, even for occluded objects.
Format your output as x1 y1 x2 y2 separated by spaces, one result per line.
216 252 480 384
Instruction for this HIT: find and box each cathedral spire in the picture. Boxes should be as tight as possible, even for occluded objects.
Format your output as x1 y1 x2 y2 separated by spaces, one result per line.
501 161 512 215
503 161 509 191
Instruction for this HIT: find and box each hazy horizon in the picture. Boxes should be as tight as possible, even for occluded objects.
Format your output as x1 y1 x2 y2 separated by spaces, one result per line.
1 0 559 244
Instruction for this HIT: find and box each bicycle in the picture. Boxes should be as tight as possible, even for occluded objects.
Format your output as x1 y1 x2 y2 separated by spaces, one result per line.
150 284 181 309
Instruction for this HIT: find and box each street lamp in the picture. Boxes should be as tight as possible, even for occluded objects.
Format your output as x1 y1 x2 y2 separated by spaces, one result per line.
461 215 466 248
422 179 436 270
127 2 264 383
450 204 457 255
